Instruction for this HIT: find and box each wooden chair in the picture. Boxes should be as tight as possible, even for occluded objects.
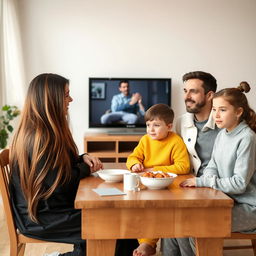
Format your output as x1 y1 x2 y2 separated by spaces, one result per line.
224 232 256 255
0 149 55 256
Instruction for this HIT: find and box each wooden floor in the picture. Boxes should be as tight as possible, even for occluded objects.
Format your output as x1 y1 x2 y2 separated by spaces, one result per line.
0 196 254 256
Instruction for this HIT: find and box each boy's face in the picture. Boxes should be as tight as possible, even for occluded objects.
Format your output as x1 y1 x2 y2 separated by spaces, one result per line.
146 118 172 140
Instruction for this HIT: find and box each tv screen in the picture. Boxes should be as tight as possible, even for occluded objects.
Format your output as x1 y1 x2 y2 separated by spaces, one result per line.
89 77 171 130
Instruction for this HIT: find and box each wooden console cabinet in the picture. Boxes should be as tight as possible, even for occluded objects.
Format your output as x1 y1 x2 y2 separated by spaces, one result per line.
84 133 142 163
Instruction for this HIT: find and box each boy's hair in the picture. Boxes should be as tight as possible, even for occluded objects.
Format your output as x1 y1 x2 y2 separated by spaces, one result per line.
145 104 174 124
183 71 217 94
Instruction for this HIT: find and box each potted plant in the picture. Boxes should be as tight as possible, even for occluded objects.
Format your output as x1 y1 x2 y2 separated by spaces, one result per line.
0 105 20 149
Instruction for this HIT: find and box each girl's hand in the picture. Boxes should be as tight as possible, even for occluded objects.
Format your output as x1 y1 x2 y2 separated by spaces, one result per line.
83 154 103 173
180 177 196 187
131 163 144 172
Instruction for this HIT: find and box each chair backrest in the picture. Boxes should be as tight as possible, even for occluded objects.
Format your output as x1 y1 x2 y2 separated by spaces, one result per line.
0 149 19 245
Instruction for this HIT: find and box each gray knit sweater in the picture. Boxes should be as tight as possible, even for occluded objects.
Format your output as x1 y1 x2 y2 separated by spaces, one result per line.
196 121 256 206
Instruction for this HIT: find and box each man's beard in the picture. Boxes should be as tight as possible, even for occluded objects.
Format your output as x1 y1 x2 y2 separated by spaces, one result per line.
185 99 206 113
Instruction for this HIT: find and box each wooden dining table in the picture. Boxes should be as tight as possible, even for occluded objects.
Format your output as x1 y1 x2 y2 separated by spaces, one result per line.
75 163 234 256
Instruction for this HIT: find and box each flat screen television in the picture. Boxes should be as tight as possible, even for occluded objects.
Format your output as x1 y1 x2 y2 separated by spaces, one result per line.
89 77 171 133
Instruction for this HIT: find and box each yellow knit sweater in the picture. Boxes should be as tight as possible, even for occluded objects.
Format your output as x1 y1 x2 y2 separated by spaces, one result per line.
126 132 190 174
126 132 190 247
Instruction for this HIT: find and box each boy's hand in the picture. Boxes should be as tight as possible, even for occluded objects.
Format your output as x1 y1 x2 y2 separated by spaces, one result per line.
131 163 144 172
143 168 153 172
180 177 196 187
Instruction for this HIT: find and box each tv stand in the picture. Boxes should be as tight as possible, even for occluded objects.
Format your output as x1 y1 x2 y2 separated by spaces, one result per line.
84 133 142 163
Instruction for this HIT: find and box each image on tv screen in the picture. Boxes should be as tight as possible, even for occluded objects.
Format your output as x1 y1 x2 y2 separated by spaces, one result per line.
89 78 171 128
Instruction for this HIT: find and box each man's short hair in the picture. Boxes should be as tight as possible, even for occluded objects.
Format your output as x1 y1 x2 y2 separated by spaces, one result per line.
119 80 129 87
182 71 217 93
145 104 174 124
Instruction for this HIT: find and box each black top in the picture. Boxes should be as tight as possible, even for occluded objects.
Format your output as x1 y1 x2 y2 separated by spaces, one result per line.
10 154 91 243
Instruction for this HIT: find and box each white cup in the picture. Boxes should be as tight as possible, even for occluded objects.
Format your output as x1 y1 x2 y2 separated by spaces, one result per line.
123 173 140 191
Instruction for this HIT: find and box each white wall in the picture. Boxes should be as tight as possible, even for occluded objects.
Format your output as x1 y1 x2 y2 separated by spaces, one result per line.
18 0 256 153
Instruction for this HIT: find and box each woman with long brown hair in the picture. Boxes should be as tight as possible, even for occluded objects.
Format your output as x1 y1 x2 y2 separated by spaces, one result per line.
9 73 103 255
10 73 139 256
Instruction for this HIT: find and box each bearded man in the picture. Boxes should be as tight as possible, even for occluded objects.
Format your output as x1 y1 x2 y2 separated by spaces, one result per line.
161 71 220 256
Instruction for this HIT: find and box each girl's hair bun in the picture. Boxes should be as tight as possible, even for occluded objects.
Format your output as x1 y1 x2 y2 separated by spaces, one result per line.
237 81 250 93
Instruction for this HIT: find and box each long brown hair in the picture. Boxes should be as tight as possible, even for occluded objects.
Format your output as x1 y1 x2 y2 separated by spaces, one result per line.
10 73 78 222
213 81 256 133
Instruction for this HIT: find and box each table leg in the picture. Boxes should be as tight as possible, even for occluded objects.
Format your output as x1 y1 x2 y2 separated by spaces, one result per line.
196 238 223 256
87 239 116 256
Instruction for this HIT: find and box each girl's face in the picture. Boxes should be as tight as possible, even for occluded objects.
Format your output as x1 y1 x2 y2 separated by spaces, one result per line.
146 118 172 140
212 97 243 132
64 84 73 115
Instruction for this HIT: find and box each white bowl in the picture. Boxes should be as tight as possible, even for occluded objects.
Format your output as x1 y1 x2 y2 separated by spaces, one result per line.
97 169 130 183
140 171 177 190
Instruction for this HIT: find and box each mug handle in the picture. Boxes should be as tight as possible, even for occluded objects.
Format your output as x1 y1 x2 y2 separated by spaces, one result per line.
135 174 140 188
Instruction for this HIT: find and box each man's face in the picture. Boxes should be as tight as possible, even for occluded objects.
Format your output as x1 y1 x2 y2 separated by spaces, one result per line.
183 79 208 113
119 82 129 96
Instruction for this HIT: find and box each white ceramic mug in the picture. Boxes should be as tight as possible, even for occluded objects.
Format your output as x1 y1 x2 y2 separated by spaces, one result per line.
123 173 140 191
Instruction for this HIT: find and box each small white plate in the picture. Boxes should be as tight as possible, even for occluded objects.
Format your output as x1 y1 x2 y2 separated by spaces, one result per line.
97 169 130 183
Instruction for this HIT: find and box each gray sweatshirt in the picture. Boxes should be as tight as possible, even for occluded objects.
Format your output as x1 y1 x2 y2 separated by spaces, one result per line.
196 121 256 206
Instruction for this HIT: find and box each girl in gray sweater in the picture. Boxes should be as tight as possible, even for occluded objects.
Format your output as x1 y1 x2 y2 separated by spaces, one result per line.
181 82 256 233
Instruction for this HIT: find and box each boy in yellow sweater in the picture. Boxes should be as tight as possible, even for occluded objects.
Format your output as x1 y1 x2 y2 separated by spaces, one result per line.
126 103 190 256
